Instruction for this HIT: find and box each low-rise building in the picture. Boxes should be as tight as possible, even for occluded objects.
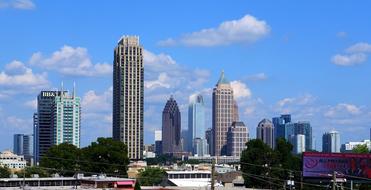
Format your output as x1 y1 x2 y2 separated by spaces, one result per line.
0 150 27 172
341 140 371 152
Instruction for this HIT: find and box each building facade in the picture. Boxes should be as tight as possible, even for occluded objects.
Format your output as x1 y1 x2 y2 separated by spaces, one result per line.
188 94 207 155
285 121 312 151
13 134 33 162
322 130 340 153
34 89 81 164
227 122 249 157
0 151 26 171
112 36 144 160
212 71 236 156
256 119 274 148
272 114 291 141
162 96 181 155
289 134 305 154
154 130 162 156
205 128 213 156
193 138 209 157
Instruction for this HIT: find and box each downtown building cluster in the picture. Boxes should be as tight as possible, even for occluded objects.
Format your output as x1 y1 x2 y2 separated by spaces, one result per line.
5 35 371 169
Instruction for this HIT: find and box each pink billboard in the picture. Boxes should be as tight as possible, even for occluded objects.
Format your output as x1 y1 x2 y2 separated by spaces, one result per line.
303 152 371 179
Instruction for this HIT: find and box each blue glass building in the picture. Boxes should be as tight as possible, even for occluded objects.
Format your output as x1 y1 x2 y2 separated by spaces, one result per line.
188 94 207 155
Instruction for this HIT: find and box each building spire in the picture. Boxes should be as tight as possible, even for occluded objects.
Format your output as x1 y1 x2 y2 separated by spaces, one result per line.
217 70 229 85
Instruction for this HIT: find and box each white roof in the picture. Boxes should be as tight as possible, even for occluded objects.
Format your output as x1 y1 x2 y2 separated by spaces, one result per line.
166 170 211 174
169 178 222 187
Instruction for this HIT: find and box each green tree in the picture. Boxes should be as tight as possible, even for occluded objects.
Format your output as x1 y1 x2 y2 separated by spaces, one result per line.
240 139 279 189
137 167 166 186
40 143 81 176
0 166 10 178
352 144 369 153
81 137 129 176
134 181 141 190
16 166 49 178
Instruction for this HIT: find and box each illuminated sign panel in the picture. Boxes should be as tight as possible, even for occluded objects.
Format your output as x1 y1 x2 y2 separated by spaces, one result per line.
303 152 371 179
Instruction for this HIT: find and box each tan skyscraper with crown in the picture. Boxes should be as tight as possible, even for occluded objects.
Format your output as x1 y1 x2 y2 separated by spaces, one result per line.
112 36 144 160
212 71 237 156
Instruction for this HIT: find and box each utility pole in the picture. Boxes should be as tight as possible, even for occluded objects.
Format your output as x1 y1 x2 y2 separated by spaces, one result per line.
332 171 336 190
211 159 215 190
300 171 303 189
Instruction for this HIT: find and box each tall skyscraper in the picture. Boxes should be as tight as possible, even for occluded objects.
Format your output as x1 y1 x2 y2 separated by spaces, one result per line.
285 121 312 150
188 94 206 155
257 119 274 148
212 71 235 156
227 121 249 157
272 114 291 141
112 36 144 160
322 130 340 153
162 96 181 155
34 89 81 163
13 134 33 162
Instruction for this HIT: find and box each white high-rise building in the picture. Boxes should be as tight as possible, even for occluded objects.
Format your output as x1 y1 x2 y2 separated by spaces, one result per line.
112 36 144 160
290 134 305 154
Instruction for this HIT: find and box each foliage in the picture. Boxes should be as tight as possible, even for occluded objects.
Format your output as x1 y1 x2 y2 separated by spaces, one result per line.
146 154 178 165
240 138 302 189
137 167 166 186
40 143 81 176
39 138 129 177
352 144 369 153
134 181 141 190
0 166 10 178
15 167 48 178
81 137 129 176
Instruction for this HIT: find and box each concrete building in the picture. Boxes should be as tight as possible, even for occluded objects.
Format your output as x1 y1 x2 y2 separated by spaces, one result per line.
162 96 182 155
112 36 144 160
226 122 249 157
256 119 274 148
13 134 33 163
0 151 26 172
285 121 312 151
212 71 236 156
192 138 209 157
289 134 305 154
341 140 371 153
322 130 340 153
34 89 80 164
188 94 207 156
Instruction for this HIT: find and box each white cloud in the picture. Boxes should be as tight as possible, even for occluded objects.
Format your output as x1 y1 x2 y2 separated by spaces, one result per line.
246 73 268 81
331 42 371 66
30 45 111 77
230 80 252 99
331 53 367 66
336 32 347 38
81 87 112 113
0 0 35 10
0 61 49 93
158 14 270 47
346 42 371 53
324 103 362 118
144 73 171 89
24 99 37 109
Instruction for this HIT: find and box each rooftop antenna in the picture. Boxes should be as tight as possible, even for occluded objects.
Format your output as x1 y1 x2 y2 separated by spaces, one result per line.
73 81 76 98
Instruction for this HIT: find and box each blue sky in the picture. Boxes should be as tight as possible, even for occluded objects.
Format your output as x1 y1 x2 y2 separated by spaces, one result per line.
0 0 371 151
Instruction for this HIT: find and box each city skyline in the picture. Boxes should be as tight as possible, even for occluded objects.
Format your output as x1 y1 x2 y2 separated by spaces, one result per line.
1 0 371 152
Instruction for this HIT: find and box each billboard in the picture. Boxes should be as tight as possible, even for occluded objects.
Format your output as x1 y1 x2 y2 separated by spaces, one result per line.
303 152 371 179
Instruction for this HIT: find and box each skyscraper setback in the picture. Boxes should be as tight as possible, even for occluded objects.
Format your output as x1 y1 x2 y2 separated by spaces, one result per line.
34 89 81 163
212 71 236 156
112 36 144 160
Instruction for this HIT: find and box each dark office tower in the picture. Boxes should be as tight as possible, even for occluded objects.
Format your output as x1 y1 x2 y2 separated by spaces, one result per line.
112 36 144 160
272 114 291 141
162 96 181 155
212 71 235 156
257 119 274 148
205 128 213 156
285 121 312 150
